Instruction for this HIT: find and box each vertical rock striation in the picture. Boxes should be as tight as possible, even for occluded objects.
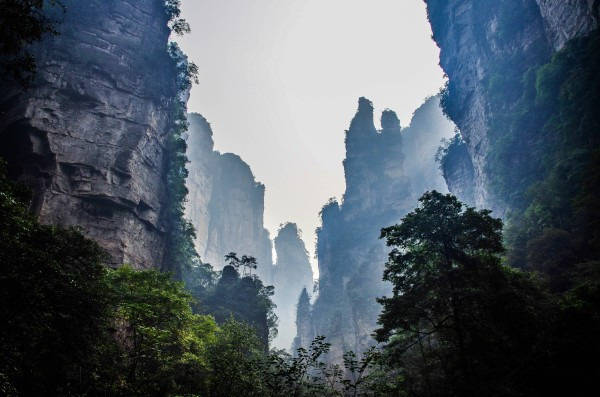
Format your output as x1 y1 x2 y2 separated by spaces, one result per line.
426 0 599 212
0 0 178 268
299 96 454 362
271 223 313 349
184 113 274 281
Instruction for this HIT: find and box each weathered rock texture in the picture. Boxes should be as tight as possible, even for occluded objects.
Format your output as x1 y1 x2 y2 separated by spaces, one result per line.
426 0 598 212
271 223 313 349
536 0 599 50
297 96 454 362
0 0 178 268
184 113 274 281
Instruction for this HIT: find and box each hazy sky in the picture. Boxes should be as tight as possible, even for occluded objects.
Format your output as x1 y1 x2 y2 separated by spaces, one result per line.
176 0 444 274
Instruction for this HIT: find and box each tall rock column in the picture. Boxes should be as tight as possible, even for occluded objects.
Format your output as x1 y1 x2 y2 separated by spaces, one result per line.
303 97 453 363
184 113 274 282
0 0 179 268
271 223 313 349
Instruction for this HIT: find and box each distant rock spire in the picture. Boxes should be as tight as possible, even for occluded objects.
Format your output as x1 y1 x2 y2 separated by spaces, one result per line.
348 97 377 136
381 109 401 133
271 222 313 350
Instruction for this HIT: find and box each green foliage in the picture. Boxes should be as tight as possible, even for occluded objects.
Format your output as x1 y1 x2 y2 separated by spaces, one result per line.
200 255 278 347
484 30 600 281
161 42 201 280
0 159 110 395
435 132 466 172
376 191 600 396
205 319 268 396
164 0 190 36
0 0 64 85
102 266 218 396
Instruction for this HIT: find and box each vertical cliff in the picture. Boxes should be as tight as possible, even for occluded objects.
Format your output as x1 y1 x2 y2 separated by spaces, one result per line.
271 223 313 349
184 113 274 281
426 0 598 212
0 0 179 268
300 96 454 361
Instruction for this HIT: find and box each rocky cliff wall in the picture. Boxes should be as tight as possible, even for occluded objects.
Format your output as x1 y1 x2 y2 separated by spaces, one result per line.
426 0 598 212
536 0 599 50
0 0 178 268
184 113 274 281
300 96 454 362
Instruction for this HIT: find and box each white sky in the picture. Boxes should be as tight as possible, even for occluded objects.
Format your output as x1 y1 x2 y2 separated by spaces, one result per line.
176 0 445 275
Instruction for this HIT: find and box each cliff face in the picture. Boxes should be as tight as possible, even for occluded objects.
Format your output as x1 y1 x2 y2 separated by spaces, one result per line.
426 0 598 212
271 223 313 350
536 0 599 50
301 97 454 361
185 113 274 281
0 0 177 268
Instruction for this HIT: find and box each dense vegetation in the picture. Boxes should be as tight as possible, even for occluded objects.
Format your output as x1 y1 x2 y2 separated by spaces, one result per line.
438 24 600 282
491 31 600 281
186 253 278 347
161 41 202 280
2 2 599 396
0 159 385 395
375 191 599 396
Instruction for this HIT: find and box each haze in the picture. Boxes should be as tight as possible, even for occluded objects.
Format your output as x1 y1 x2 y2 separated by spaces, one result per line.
176 0 445 274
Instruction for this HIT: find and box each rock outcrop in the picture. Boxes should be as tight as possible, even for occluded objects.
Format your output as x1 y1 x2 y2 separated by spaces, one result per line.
185 113 274 281
297 96 454 362
426 0 599 212
0 0 178 268
271 223 313 349
536 0 599 50
440 138 476 207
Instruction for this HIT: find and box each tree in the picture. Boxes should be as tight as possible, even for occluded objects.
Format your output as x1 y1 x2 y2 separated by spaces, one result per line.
376 191 553 396
0 0 65 85
0 159 110 395
225 251 258 276
205 319 268 397
200 256 278 348
103 266 218 396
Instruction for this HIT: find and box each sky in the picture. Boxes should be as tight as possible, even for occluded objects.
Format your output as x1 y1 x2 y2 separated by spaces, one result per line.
176 0 445 275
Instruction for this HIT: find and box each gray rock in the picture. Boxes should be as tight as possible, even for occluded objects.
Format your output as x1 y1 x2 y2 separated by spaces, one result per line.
0 0 178 268
426 0 598 214
298 96 454 362
271 223 313 350
184 113 274 282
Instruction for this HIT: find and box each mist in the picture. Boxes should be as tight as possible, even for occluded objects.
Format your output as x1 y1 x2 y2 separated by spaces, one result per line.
176 0 446 273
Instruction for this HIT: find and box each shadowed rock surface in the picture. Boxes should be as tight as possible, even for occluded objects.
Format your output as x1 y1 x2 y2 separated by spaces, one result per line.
0 0 178 268
426 0 598 213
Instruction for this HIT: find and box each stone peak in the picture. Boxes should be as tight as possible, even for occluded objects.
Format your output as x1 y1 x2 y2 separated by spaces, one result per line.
348 97 376 135
357 96 374 113
381 109 400 131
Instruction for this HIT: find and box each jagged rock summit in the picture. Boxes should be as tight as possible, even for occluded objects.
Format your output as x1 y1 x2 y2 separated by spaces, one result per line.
298 96 454 362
